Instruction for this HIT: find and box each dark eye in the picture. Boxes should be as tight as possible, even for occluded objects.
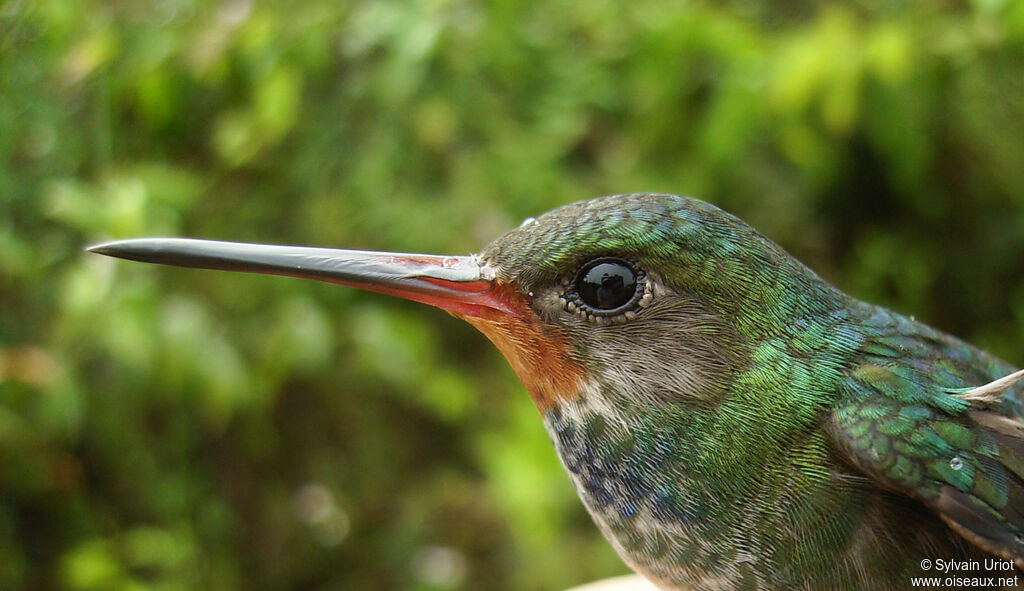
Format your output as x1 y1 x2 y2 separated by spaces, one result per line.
575 258 639 311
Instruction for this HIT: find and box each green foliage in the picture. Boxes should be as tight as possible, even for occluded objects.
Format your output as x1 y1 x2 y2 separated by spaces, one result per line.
2 0 1024 589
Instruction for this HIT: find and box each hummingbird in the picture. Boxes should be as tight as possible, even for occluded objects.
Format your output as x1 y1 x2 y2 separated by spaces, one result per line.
90 193 1024 590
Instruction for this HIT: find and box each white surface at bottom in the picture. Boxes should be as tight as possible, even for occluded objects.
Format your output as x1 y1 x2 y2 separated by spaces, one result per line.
564 574 661 591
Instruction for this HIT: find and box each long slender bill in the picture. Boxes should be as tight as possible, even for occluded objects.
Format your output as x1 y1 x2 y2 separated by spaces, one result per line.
88 238 516 318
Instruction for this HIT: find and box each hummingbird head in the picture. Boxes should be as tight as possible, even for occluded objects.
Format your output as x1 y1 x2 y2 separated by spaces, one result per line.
469 193 844 412
90 193 840 413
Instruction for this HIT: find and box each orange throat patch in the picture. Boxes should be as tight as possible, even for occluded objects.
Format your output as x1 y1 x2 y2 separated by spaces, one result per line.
460 308 585 411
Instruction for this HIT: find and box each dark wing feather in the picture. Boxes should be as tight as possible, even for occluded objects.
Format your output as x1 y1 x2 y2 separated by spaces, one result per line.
828 308 1024 567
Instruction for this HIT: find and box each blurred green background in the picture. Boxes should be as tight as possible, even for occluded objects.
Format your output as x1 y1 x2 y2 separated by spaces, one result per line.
4 0 1024 589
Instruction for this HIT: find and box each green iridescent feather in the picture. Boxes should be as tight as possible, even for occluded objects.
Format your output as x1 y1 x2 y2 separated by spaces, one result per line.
830 303 1024 566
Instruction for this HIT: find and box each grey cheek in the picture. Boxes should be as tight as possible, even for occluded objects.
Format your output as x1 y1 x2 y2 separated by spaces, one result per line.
572 300 737 407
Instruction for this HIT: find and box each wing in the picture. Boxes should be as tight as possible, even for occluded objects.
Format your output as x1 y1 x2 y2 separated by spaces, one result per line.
827 307 1024 567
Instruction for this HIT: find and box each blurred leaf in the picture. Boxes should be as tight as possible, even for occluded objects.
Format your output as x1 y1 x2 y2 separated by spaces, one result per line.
61 539 122 590
254 65 302 139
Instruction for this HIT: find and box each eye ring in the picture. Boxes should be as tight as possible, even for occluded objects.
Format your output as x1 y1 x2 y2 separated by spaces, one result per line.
561 257 651 323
